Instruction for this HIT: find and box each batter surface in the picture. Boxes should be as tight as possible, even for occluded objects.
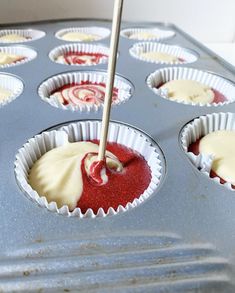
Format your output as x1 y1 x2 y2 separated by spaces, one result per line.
29 140 152 213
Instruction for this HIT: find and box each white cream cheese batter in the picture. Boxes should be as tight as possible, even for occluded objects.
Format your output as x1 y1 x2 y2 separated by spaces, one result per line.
129 32 158 40
0 87 12 103
61 32 99 42
140 51 179 63
160 79 214 104
0 34 28 42
199 130 235 185
0 52 24 65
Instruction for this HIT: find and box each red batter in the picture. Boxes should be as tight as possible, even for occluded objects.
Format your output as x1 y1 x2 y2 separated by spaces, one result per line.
63 52 108 65
211 89 227 103
51 81 118 106
78 140 152 213
188 138 235 188
88 156 106 186
178 58 185 63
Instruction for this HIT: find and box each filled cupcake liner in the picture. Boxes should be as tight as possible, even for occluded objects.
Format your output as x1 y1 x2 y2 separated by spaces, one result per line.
49 43 111 66
55 27 110 42
0 46 37 69
0 73 24 108
38 71 133 112
0 29 45 43
147 67 235 107
130 42 198 65
121 27 175 41
181 112 235 191
14 121 163 218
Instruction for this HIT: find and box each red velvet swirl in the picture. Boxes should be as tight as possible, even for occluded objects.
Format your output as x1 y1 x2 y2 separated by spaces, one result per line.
78 140 152 213
63 52 108 65
51 81 118 106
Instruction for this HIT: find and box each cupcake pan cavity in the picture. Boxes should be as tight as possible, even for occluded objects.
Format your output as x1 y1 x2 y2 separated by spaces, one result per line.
55 26 110 42
130 42 198 64
0 46 37 68
147 67 235 106
1 19 235 292
49 43 111 66
0 73 24 107
181 112 235 190
0 29 46 43
121 27 175 41
38 71 133 112
15 121 164 218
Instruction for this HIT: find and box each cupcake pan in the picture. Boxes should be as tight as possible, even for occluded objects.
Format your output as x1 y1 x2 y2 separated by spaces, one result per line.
1 19 235 292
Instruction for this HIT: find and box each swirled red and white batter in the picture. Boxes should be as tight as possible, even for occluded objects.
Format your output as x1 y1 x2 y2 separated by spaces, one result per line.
28 140 152 213
0 52 25 65
51 81 118 106
56 52 108 65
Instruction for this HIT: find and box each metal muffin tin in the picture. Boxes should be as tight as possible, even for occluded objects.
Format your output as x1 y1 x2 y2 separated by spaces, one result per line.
1 19 235 292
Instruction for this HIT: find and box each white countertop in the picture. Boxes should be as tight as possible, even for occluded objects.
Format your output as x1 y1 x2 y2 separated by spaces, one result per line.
205 43 235 67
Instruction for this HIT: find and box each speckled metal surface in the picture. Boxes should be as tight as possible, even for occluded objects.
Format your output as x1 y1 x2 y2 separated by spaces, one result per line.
0 19 235 292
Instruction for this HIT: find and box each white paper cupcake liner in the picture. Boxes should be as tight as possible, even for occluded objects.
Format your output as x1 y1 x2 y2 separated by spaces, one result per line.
55 27 110 42
181 112 235 191
0 73 24 108
0 46 37 69
49 43 111 66
130 42 198 65
38 71 133 112
121 27 175 41
0 29 45 43
14 121 163 218
147 67 235 107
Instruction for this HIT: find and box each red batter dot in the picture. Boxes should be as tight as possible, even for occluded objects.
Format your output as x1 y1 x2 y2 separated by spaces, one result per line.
212 89 227 103
178 57 185 62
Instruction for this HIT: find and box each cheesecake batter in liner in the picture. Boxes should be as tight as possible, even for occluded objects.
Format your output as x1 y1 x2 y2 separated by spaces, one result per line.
15 120 163 218
0 45 37 69
55 27 110 42
0 29 45 43
130 42 198 64
181 112 235 191
0 73 24 108
147 67 235 106
120 27 175 41
49 43 111 66
38 71 133 112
